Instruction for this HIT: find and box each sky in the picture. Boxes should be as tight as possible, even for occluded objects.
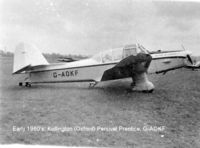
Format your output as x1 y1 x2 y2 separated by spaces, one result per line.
0 0 200 55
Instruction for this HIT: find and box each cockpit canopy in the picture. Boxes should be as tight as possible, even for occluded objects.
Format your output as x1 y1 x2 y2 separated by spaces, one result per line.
92 44 149 63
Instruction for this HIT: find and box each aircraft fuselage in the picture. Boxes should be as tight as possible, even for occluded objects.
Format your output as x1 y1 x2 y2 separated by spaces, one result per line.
26 50 187 84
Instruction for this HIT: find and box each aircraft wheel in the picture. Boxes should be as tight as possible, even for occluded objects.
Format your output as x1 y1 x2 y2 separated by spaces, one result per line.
142 89 154 93
19 82 23 86
148 89 154 93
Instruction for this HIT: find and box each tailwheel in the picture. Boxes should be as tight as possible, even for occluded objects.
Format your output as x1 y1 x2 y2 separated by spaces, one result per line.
89 82 98 88
19 82 23 86
25 82 31 87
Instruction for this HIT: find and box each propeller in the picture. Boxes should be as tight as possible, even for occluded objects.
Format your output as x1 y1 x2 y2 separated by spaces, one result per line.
187 54 194 65
181 45 194 65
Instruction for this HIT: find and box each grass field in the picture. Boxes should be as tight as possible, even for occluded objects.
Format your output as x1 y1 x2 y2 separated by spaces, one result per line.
0 56 200 147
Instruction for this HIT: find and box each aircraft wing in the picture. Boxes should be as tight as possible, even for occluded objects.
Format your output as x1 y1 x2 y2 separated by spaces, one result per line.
101 53 152 81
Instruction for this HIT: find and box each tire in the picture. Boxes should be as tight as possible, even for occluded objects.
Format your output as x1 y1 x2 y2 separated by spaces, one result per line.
19 82 23 86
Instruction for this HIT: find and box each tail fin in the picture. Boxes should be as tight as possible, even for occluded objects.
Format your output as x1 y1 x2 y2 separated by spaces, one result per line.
13 42 49 74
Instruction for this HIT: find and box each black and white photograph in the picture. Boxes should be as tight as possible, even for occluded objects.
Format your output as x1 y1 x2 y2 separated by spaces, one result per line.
0 0 200 147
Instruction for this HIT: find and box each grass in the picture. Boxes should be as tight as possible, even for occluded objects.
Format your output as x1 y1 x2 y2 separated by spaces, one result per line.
0 57 200 147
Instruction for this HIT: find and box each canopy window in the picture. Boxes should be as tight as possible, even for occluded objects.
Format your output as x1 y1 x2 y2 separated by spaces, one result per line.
123 44 137 58
91 44 149 64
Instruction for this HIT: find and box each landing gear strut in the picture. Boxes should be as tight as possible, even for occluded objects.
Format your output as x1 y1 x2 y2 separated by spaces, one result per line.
130 82 135 87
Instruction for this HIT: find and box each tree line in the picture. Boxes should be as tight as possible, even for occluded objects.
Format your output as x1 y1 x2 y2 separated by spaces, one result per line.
0 50 89 60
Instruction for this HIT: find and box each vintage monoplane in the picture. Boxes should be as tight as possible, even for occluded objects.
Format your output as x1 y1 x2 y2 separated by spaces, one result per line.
13 43 198 93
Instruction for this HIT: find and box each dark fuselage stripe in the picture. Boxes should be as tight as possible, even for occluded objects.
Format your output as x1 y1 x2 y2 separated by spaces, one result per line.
31 79 96 84
152 56 186 60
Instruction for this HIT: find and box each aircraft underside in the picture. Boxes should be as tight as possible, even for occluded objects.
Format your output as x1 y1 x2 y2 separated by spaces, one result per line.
22 55 186 93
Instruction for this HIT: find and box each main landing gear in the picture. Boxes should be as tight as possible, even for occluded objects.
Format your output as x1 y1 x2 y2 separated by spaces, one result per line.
18 82 31 87
130 73 155 93
142 89 154 93
130 82 154 93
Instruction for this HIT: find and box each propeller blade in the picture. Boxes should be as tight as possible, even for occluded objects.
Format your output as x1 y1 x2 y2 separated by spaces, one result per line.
187 54 193 65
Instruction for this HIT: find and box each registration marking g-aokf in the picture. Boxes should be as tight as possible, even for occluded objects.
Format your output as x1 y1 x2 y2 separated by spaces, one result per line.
53 70 78 78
